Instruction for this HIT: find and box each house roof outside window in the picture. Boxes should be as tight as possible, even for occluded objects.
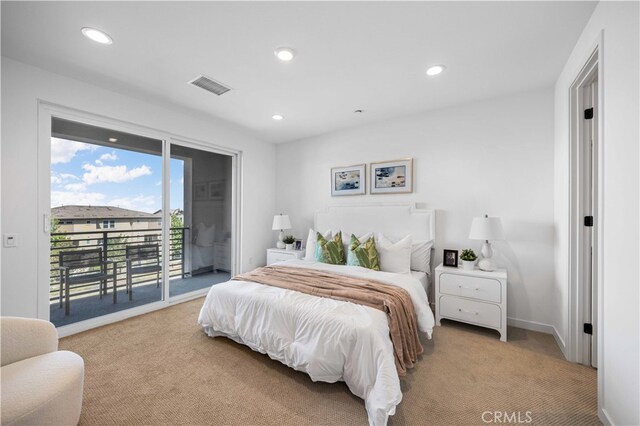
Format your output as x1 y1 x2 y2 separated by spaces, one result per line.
52 205 161 220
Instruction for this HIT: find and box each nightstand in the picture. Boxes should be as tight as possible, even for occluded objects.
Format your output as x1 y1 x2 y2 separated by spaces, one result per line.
435 263 508 342
213 241 231 272
266 248 305 265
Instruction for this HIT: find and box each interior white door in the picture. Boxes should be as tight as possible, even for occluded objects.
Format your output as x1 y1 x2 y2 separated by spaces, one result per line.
581 79 598 369
589 79 598 369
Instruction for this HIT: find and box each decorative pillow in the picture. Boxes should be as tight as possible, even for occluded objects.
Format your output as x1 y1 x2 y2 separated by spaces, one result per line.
376 233 412 274
410 240 434 273
195 223 216 247
305 229 332 260
347 234 380 271
340 231 373 255
315 231 346 265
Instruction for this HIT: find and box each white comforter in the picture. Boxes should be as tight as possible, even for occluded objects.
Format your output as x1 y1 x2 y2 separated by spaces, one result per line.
197 259 435 426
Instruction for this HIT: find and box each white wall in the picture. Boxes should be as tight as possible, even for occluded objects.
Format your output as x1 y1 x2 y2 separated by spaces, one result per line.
1 58 276 319
554 2 639 425
276 88 557 332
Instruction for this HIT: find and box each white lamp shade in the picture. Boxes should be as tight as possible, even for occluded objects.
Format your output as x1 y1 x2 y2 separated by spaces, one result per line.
272 214 292 230
469 216 505 241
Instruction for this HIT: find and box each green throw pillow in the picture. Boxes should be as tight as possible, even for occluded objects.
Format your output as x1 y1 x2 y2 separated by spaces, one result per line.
315 231 346 265
346 234 380 271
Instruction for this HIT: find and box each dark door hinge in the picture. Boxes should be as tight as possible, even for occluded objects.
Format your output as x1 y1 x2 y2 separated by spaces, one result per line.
584 323 593 335
584 216 594 227
584 108 594 119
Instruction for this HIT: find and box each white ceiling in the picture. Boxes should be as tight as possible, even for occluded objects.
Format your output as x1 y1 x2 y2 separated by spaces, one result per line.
1 1 597 144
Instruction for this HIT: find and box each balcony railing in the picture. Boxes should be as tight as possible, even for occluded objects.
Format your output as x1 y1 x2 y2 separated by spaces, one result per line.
49 227 189 302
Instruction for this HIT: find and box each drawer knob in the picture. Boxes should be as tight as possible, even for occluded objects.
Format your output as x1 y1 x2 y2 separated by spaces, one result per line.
458 285 480 291
458 308 479 315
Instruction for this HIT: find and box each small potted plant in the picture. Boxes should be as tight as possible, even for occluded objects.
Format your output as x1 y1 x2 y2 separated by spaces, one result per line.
283 235 296 251
460 248 478 270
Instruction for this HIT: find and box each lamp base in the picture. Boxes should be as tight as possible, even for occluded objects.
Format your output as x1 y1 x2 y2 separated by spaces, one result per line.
478 258 495 272
480 241 493 259
276 230 285 249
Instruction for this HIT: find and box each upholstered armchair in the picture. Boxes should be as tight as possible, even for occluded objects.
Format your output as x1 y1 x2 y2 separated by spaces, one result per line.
1 317 84 425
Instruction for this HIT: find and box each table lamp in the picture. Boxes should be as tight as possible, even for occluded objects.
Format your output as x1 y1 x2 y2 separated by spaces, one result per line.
272 214 292 249
469 214 505 271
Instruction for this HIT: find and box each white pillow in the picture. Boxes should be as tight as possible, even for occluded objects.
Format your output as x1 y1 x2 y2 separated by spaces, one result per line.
195 223 216 247
411 240 434 274
376 233 412 274
305 229 332 261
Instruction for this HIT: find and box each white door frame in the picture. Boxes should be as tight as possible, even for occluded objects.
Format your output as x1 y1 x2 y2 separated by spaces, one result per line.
37 101 242 337
566 30 604 410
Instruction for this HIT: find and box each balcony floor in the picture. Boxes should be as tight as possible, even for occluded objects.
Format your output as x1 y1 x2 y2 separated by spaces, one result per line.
50 271 230 328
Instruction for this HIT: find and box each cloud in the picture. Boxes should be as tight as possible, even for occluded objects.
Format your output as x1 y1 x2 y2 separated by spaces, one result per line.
81 164 152 185
51 172 80 185
94 160 103 166
51 191 105 207
64 182 88 192
60 173 79 181
51 138 95 164
100 152 118 161
107 195 157 213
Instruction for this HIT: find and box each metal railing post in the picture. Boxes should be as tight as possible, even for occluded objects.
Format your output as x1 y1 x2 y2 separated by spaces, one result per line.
102 231 108 295
181 228 186 278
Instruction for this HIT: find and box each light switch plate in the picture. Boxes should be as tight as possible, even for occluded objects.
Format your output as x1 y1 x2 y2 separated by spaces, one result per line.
3 234 18 248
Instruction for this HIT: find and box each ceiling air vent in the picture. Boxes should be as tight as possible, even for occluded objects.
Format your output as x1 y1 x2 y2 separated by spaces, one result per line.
188 75 231 96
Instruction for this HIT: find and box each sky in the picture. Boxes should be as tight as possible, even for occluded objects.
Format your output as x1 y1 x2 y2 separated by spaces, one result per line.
50 137 184 213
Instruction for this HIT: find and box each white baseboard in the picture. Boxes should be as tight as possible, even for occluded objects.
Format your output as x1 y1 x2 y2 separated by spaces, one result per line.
552 327 567 358
599 407 613 426
507 317 567 358
507 316 554 333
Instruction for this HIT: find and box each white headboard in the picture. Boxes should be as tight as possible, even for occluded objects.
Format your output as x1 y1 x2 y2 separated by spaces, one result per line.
315 203 435 241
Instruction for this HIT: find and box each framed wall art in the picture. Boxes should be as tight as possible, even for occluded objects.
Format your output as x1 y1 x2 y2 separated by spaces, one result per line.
194 182 207 201
331 164 366 196
370 158 413 194
208 179 225 201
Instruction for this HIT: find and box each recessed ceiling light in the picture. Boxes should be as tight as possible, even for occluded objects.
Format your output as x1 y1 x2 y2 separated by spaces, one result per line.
274 47 295 62
108 138 118 143
272 114 284 120
426 65 446 76
81 27 113 45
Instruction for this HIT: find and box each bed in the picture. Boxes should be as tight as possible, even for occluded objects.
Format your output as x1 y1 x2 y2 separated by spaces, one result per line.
198 204 435 426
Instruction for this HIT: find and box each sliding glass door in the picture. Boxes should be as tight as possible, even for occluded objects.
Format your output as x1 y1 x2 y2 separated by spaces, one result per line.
41 105 239 333
168 142 233 297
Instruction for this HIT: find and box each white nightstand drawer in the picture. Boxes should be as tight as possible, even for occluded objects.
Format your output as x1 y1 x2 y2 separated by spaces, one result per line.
439 273 501 303
439 295 502 329
268 252 294 263
267 249 304 265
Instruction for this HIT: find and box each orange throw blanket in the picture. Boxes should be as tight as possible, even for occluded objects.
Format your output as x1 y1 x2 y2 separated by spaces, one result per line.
233 265 423 375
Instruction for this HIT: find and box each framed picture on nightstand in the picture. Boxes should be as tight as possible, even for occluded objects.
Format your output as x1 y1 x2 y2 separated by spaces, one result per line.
443 249 458 267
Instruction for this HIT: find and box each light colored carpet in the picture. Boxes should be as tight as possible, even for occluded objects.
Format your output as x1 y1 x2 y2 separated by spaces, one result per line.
60 298 599 425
